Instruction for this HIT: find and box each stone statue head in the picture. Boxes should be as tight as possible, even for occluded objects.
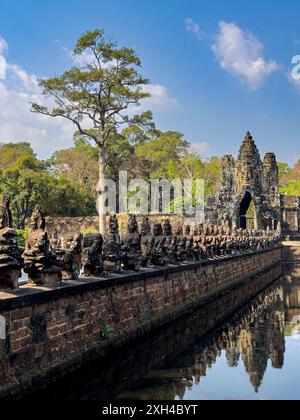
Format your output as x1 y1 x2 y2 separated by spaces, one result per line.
128 214 139 235
108 213 119 234
185 225 191 236
174 225 183 236
141 217 152 236
153 223 163 237
62 232 83 252
30 205 46 231
163 220 173 236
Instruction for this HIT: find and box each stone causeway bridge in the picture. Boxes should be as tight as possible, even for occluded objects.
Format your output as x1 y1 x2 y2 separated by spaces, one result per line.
0 132 299 399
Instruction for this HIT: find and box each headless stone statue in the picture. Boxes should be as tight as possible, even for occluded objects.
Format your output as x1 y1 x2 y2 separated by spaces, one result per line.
82 233 103 276
52 232 83 280
140 217 154 267
102 214 122 273
121 215 142 271
150 223 167 266
0 196 22 291
23 206 62 285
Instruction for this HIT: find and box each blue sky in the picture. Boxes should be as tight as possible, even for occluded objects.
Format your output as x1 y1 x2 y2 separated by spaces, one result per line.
0 0 300 164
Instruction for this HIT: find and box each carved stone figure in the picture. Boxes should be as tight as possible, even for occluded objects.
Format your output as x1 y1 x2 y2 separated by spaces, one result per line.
150 223 167 266
0 197 22 290
23 206 62 285
163 219 177 264
121 215 142 271
52 232 83 280
140 217 154 267
174 225 187 264
102 214 122 273
82 233 103 276
185 225 195 262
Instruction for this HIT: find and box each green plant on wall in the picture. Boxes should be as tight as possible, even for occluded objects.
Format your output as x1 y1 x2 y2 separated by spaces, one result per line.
17 229 28 248
100 324 115 338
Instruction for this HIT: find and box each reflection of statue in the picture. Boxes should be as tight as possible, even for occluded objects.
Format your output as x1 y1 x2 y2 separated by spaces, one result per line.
82 234 103 276
140 217 154 267
0 197 22 290
151 223 167 266
121 215 142 271
23 206 62 285
103 214 122 273
52 232 83 280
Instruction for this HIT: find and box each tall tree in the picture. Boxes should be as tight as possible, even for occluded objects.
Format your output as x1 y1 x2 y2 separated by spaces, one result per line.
31 29 150 234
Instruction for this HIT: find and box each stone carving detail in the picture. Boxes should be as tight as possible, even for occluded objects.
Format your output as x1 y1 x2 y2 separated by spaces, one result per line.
82 234 103 277
102 214 122 273
52 232 83 280
163 220 177 264
140 217 154 267
121 215 142 271
23 206 62 285
0 197 22 291
151 223 167 266
205 132 281 232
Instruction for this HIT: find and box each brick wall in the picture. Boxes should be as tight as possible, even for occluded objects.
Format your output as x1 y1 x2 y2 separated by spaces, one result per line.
0 247 282 399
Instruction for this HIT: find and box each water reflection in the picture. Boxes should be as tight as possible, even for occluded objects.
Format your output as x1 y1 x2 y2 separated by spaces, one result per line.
27 264 300 400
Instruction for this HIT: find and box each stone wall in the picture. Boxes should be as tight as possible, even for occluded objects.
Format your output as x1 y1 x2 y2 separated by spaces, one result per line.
42 214 187 237
0 247 282 399
281 195 300 236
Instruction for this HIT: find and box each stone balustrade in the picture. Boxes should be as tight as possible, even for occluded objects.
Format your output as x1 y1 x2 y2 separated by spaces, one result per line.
0 197 282 291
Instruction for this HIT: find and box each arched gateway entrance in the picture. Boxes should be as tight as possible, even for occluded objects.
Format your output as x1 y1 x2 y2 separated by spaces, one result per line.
238 191 255 230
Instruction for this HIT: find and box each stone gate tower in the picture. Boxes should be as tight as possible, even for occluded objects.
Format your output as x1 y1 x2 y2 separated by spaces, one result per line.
205 132 281 231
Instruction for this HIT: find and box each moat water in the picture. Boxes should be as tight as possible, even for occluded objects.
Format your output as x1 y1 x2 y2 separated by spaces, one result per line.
28 263 300 401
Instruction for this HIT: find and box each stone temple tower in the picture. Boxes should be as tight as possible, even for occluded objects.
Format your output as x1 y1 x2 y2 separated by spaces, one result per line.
205 131 281 231
236 131 263 195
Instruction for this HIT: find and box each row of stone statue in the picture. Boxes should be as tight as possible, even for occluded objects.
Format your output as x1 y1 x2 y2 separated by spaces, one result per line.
0 196 280 291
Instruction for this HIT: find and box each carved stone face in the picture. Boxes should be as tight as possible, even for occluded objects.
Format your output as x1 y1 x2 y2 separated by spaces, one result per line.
185 225 191 236
174 225 183 236
62 233 82 252
0 228 18 246
163 220 172 236
128 215 139 235
109 214 119 234
153 223 163 236
141 217 151 236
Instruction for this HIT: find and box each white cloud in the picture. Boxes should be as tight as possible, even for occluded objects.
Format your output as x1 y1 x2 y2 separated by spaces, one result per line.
0 37 8 53
0 42 74 158
191 142 213 159
0 36 8 80
185 18 204 40
140 84 178 111
212 21 279 90
0 38 178 159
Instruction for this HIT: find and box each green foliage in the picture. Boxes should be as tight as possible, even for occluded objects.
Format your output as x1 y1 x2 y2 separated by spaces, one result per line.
278 162 289 179
280 180 300 196
279 160 300 196
16 229 28 248
100 324 115 338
